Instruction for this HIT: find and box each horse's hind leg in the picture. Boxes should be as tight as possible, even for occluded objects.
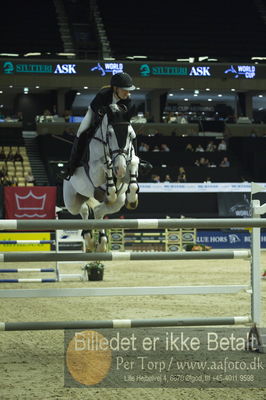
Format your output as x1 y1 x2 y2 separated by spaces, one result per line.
63 180 95 251
96 229 108 252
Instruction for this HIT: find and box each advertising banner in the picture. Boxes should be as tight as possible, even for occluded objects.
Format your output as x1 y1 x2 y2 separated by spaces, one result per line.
196 229 266 249
0 232 51 251
4 186 57 219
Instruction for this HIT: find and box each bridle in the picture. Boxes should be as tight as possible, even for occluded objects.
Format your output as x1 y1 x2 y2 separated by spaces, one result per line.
104 121 133 168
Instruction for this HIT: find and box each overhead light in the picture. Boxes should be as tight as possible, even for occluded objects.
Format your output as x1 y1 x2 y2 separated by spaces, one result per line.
231 88 236 91
258 94 263 98
180 88 185 90
0 91 3 94
208 58 218 61
251 57 266 60
24 87 29 94
57 162 64 167
194 94 198 97
35 86 40 89
218 94 223 97
184 98 189 101
169 93 174 97
176 58 190 62
206 88 210 91
24 52 41 56
208 98 212 102
0 53 19 56
194 90 199 94
103 57 116 60
198 56 208 62
9 85 13 88
57 52 76 56
189 57 195 63
83 86 88 89
126 55 147 60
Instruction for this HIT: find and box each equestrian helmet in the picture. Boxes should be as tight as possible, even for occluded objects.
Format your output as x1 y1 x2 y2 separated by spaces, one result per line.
111 72 135 91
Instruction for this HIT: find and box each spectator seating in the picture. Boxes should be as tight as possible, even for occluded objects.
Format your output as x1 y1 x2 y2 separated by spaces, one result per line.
0 1 63 55
0 146 33 186
97 0 266 61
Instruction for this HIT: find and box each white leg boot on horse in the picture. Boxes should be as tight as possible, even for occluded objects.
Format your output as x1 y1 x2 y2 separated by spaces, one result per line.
125 155 139 210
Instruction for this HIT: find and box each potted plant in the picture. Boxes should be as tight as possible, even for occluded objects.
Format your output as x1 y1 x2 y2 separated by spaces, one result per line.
83 262 104 281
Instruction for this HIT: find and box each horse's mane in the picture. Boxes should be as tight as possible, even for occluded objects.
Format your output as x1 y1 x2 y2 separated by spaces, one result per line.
103 104 136 125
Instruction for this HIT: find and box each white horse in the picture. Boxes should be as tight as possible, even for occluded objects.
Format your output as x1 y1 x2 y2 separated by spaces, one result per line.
63 104 139 251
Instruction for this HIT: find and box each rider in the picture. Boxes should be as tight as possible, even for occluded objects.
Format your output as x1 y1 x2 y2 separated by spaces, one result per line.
65 72 152 178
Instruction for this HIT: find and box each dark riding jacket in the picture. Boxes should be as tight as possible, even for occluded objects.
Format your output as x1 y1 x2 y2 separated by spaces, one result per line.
67 87 133 176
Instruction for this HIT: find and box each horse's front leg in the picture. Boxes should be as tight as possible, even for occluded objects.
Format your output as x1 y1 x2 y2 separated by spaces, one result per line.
105 158 117 204
125 155 139 210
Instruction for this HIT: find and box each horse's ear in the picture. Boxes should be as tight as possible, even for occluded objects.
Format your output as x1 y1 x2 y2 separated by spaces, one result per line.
126 105 137 122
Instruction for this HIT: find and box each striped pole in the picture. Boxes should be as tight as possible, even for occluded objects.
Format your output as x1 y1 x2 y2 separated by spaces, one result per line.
0 285 249 298
0 268 55 273
0 250 250 262
1 218 266 230
0 316 251 331
0 240 54 244
0 279 57 283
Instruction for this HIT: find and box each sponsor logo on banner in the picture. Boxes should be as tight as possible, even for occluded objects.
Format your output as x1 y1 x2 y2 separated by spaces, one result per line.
91 62 124 76
224 65 256 79
15 190 47 218
4 187 56 219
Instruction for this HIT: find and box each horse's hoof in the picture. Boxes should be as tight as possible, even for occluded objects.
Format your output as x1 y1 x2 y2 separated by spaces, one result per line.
125 199 138 210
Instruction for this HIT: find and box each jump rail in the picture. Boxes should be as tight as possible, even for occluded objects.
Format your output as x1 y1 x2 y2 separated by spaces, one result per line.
0 240 54 244
0 250 250 262
1 218 266 230
0 285 249 298
0 199 264 349
0 268 55 273
0 316 251 331
0 279 56 283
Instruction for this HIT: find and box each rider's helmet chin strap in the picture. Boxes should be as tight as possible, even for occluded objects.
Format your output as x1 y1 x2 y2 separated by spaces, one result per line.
113 87 122 100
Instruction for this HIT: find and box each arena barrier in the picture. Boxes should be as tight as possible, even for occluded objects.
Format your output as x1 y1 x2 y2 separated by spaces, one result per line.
0 198 265 352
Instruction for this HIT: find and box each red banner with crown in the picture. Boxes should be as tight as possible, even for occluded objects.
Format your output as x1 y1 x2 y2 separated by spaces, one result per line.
4 187 57 219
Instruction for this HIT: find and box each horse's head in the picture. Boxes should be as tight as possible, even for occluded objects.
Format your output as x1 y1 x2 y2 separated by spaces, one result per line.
104 104 136 179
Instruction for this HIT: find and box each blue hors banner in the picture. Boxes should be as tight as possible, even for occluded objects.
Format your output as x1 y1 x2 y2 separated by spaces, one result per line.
196 230 266 249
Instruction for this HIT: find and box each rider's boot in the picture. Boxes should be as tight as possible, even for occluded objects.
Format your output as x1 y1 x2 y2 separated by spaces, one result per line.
132 137 153 176
63 127 94 180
